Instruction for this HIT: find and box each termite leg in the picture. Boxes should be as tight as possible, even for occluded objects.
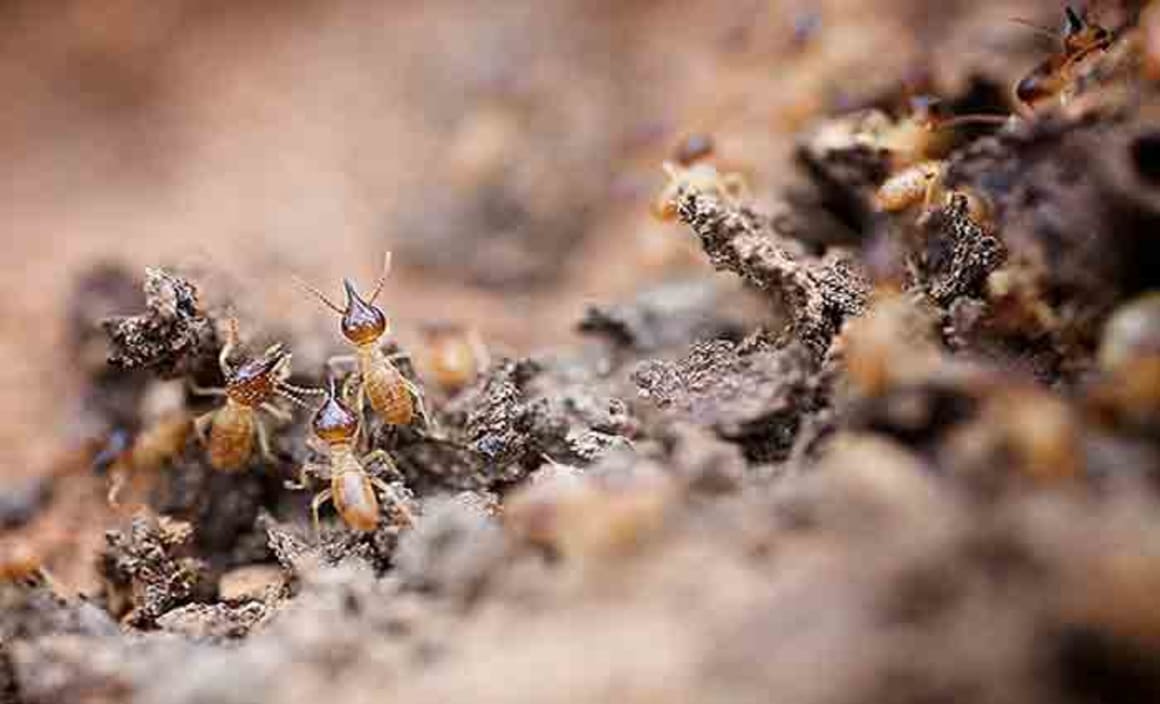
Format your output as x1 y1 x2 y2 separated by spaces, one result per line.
352 377 371 434
261 402 293 422
219 316 241 375
194 410 215 445
400 376 434 430
256 417 273 462
285 461 328 490
921 166 944 212
107 465 128 507
362 448 395 474
325 354 357 374
341 373 362 408
468 329 490 373
310 489 333 540
188 382 226 398
368 475 414 526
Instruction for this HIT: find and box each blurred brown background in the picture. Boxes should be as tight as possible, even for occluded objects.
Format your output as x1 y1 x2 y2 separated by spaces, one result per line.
0 0 1063 477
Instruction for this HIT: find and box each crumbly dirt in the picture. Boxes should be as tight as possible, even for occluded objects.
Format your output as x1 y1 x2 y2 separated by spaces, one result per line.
4 2 1160 704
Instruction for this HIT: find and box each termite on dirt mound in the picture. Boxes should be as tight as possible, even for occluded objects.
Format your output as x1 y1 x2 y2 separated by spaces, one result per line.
867 96 1006 223
292 377 413 535
295 252 430 429
419 322 489 394
192 317 318 471
651 161 749 222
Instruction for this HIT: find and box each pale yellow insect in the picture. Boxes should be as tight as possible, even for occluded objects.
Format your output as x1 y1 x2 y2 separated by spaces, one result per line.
651 161 749 222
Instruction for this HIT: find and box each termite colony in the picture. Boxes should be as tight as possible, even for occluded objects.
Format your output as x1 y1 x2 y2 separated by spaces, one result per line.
92 252 452 538
649 1 1160 476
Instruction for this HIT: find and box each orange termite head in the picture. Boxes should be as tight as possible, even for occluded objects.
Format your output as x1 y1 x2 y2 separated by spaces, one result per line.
226 345 288 406
340 279 388 346
312 377 359 445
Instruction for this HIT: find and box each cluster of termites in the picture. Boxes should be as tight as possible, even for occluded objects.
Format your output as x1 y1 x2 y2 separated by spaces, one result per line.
134 252 446 537
654 6 1122 238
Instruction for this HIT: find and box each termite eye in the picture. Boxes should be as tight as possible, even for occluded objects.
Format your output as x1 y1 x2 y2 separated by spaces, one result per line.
340 279 387 345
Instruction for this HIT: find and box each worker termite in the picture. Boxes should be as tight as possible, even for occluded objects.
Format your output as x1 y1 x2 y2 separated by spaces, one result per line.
419 322 489 394
0 539 48 586
95 381 192 506
651 161 749 222
293 377 414 534
1014 6 1112 113
192 318 317 471
874 160 993 227
294 252 430 428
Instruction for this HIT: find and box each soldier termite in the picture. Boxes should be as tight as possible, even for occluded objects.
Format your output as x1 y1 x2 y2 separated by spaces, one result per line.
293 377 413 534
294 252 430 429
192 317 317 471
1014 6 1113 113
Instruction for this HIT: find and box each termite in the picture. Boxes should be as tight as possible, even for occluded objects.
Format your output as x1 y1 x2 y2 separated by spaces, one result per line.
192 317 317 471
1014 6 1112 112
0 538 47 586
651 161 749 222
93 381 192 506
420 322 489 393
294 377 414 534
874 160 992 226
294 252 429 428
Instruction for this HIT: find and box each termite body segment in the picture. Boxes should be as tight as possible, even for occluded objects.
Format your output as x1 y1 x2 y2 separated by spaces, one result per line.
356 340 414 426
875 160 945 213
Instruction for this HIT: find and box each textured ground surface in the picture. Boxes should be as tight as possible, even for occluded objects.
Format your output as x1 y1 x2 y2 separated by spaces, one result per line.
3 1 1160 703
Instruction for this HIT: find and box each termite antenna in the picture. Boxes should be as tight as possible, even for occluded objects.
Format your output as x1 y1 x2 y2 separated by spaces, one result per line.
1009 17 1062 41
275 387 313 409
292 274 345 315
937 114 1016 129
367 251 393 304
